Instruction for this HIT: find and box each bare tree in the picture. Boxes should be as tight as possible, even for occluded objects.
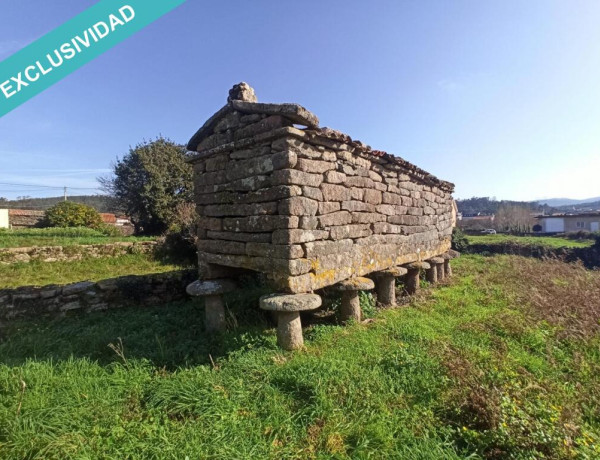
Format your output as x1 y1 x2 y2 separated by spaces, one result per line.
495 204 535 234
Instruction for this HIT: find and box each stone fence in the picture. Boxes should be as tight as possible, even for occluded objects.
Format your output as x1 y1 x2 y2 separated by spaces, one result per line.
0 269 196 322
465 241 600 269
0 241 156 265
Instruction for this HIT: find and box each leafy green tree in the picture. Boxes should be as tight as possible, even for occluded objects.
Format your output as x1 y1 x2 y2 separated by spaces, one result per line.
100 137 194 234
45 201 103 229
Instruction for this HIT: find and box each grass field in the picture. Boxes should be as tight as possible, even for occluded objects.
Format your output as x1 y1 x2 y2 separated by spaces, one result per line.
1 254 599 458
0 227 155 248
0 253 188 289
467 233 594 248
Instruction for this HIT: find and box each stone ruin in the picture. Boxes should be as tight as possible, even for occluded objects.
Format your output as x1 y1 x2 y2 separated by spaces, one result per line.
186 83 459 350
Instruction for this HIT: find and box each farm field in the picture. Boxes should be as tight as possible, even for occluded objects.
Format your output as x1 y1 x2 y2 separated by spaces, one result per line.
1 254 599 459
0 253 188 289
0 227 155 248
467 233 595 248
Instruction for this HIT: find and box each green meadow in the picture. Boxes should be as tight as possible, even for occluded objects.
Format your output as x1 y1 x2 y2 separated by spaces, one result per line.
0 255 599 459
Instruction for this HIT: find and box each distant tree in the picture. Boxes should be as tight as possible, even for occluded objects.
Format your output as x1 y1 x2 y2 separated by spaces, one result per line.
45 201 103 229
456 197 556 216
3 195 114 212
494 204 535 234
99 137 193 234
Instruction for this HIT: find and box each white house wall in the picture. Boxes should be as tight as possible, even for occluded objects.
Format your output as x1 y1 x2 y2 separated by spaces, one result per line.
0 209 8 229
544 218 565 233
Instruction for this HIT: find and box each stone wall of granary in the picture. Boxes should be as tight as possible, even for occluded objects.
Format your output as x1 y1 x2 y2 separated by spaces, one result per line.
0 241 156 265
0 269 196 322
189 87 455 294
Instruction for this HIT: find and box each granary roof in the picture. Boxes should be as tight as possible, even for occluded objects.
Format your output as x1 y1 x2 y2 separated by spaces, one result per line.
187 83 455 192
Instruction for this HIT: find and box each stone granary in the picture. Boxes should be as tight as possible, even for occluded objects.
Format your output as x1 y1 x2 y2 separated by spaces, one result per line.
186 83 458 350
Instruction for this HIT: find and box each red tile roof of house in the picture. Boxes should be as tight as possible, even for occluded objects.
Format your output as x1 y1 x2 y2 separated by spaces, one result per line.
8 209 45 216
100 213 117 224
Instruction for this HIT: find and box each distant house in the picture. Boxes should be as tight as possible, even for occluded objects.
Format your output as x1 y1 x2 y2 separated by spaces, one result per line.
0 209 134 233
536 213 600 233
7 209 45 229
0 208 48 229
458 213 495 230
460 213 496 222
101 213 134 235
100 213 117 225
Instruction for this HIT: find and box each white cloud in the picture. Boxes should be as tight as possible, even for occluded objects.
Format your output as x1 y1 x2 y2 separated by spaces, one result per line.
0 39 30 59
437 78 462 92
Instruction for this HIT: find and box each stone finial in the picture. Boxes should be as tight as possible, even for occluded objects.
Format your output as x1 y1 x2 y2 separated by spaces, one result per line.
227 82 257 103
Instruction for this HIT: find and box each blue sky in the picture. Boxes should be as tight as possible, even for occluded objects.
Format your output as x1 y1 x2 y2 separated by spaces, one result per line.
1 0 599 201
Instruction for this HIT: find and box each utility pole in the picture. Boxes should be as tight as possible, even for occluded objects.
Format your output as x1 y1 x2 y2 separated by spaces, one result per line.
64 186 67 201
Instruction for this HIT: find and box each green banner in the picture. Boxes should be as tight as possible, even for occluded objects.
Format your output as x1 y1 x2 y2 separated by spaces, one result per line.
0 0 186 118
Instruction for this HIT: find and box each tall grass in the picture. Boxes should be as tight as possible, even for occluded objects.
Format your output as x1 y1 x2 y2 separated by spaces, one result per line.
0 255 598 458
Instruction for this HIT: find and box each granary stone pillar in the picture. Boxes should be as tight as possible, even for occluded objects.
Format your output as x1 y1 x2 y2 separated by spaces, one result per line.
403 261 430 295
186 279 237 332
334 277 375 323
441 253 451 278
259 293 322 350
425 257 444 284
372 267 408 307
443 250 461 277
436 260 446 281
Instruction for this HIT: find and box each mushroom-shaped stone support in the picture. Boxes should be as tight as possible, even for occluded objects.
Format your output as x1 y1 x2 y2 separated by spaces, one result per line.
443 250 461 277
260 293 322 350
436 259 446 281
403 261 430 296
334 277 375 323
373 267 408 307
186 279 237 333
425 257 445 284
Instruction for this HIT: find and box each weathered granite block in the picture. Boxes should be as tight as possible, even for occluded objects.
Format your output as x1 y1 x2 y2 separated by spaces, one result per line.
187 83 457 293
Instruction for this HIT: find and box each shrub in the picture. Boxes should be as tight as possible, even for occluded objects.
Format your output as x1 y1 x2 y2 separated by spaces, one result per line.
156 203 198 266
452 227 469 252
564 230 597 241
45 201 103 229
156 232 197 266
96 223 122 237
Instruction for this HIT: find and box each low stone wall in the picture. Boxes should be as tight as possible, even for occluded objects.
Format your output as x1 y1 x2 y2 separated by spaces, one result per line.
0 269 197 322
0 241 156 265
466 242 600 269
